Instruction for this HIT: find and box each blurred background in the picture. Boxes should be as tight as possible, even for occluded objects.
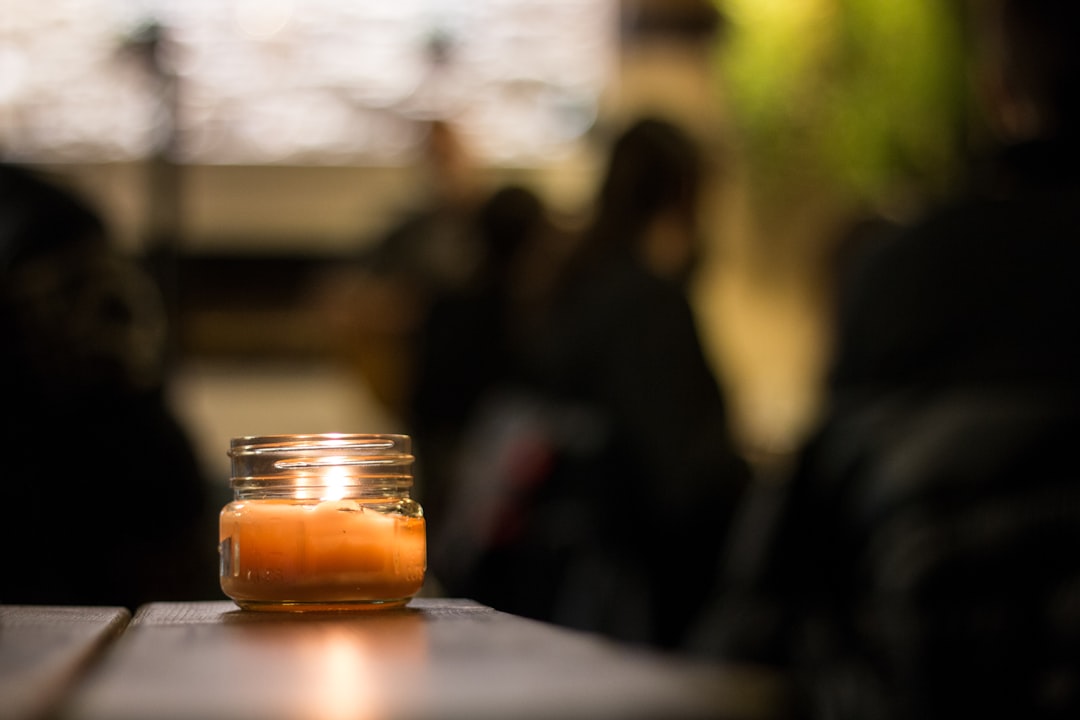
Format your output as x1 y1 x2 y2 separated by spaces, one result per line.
1 0 975 486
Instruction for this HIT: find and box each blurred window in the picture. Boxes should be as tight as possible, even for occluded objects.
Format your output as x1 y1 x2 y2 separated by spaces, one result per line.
0 0 616 165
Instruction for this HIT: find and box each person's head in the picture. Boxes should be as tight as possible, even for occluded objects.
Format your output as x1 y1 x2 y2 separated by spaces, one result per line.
592 116 706 283
598 116 702 227
968 0 1080 142
419 118 478 207
1 163 166 396
0 164 106 274
477 184 546 277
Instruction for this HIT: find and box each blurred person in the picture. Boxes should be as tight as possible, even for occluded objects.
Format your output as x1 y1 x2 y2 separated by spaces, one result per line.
362 118 486 301
408 183 566 576
689 1 1080 717
0 162 219 610
439 116 752 649
317 119 488 423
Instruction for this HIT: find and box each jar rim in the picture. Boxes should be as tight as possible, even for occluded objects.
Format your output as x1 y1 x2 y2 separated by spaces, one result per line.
229 433 411 457
228 434 414 497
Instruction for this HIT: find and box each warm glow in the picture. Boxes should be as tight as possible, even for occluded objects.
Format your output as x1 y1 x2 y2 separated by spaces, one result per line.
219 498 427 609
320 463 352 501
303 632 380 720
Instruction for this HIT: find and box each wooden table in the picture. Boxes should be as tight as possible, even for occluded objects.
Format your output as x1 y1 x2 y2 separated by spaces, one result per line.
2 599 789 720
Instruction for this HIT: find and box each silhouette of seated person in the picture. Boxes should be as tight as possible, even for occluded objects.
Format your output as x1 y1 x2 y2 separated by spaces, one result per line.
0 162 218 610
690 1 1080 717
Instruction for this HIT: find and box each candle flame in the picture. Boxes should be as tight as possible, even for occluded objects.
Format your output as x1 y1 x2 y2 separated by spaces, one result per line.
322 464 351 501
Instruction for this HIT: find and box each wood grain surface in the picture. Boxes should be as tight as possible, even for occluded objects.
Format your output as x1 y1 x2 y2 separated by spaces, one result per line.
0 605 131 720
2 600 788 720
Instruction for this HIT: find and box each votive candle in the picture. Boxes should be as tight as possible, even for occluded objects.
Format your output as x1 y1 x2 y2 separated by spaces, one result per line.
219 434 426 611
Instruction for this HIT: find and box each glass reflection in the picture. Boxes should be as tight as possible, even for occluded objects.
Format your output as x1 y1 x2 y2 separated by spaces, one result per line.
222 608 429 720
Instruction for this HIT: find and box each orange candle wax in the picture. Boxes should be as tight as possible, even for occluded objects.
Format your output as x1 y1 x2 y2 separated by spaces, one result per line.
220 498 426 610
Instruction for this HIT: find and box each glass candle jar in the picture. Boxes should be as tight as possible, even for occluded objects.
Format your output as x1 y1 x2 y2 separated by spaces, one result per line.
219 433 426 611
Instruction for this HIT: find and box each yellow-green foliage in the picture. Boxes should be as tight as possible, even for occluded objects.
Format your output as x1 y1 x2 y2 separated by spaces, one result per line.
716 0 967 207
